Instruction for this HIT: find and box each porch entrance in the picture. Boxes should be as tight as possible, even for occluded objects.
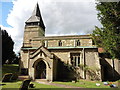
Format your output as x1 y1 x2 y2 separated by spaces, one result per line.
35 60 46 79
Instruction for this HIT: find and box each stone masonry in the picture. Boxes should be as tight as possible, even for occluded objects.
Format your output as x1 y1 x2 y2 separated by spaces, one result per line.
20 3 120 82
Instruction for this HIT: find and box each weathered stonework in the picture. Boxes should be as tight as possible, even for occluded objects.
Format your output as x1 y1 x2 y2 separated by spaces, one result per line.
20 3 120 82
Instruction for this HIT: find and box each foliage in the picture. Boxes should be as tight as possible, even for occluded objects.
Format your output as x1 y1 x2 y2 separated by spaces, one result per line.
2 30 17 64
84 66 100 81
92 1 120 60
78 64 101 81
118 79 120 82
79 64 84 69
64 63 101 81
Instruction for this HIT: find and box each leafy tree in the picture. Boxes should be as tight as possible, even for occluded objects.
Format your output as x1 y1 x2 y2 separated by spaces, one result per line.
92 1 120 60
11 52 20 64
2 30 15 64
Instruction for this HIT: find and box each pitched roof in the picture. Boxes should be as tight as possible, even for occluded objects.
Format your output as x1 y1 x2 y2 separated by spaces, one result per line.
26 3 45 29
30 46 53 59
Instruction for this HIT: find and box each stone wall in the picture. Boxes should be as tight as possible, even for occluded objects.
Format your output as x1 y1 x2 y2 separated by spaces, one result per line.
20 50 29 68
21 31 102 81
100 57 120 81
23 26 44 47
51 50 70 64
85 49 99 67
84 49 101 80
30 35 93 48
28 48 54 81
49 48 101 81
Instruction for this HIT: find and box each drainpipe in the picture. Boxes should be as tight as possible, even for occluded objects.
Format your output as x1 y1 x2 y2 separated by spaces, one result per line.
83 48 86 79
112 58 115 80
19 51 22 74
28 49 30 77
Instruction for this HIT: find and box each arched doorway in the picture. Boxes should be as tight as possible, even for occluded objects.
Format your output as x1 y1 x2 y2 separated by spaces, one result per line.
35 60 46 79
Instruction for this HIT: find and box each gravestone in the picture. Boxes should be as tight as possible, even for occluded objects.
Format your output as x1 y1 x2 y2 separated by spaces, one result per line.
11 73 18 81
29 83 35 88
20 79 31 90
2 73 13 82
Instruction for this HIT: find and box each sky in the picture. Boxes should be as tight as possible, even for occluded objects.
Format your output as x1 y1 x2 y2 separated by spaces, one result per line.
1 0 103 53
1 2 13 26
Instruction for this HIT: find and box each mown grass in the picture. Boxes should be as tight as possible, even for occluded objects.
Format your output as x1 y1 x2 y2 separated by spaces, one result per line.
1 64 61 89
1 64 19 80
0 81 61 89
1 64 119 89
2 64 19 76
53 80 119 88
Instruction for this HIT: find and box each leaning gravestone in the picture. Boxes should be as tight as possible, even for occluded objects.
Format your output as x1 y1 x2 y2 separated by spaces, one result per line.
10 73 18 81
2 73 13 82
20 79 31 90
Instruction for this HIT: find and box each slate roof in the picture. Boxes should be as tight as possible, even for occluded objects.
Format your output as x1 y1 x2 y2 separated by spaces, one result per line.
26 3 45 29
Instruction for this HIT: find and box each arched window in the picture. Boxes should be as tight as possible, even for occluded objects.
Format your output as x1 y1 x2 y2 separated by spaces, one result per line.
70 53 80 67
58 40 62 46
92 40 95 45
76 40 80 46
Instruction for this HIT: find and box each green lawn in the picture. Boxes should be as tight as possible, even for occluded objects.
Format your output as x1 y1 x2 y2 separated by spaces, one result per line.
1 64 119 89
0 81 60 89
1 64 61 89
0 64 19 81
2 64 19 75
53 80 119 88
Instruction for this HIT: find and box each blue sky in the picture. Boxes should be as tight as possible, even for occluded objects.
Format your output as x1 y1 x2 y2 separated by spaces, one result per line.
1 1 13 27
0 0 101 53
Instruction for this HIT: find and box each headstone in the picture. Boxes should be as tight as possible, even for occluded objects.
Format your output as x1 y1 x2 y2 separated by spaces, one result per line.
29 83 35 88
20 79 31 89
2 73 13 82
11 73 18 81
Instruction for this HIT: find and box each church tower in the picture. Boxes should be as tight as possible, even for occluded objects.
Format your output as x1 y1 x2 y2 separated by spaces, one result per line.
23 3 45 47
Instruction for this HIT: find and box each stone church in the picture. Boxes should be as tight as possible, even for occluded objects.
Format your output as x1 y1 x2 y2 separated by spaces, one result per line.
20 3 120 82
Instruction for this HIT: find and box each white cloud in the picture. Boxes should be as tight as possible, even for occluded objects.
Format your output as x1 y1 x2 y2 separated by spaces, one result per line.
5 0 101 53
0 25 20 53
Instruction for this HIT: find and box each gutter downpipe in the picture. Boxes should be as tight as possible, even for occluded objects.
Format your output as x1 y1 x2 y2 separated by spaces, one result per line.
28 49 30 78
83 48 86 79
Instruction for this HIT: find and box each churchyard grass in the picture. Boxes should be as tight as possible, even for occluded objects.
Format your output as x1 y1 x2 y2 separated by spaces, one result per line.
2 64 19 76
1 64 119 89
0 81 61 89
53 80 118 88
1 64 61 89
0 64 19 81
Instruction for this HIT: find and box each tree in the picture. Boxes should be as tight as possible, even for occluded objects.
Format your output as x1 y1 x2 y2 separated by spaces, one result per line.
2 30 15 64
92 1 120 60
11 52 20 64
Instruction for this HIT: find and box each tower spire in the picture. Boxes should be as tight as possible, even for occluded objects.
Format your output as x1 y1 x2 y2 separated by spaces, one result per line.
32 3 40 17
26 3 45 29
